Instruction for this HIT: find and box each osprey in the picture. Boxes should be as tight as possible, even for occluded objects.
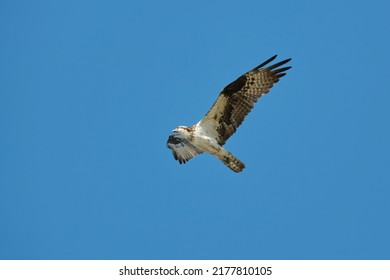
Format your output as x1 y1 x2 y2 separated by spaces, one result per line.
167 55 292 173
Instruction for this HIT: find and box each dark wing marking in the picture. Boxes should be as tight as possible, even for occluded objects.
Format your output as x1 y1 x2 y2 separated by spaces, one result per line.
199 55 292 145
166 134 203 164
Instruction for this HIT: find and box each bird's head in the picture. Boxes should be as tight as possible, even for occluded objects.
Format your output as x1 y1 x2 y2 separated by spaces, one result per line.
173 126 192 137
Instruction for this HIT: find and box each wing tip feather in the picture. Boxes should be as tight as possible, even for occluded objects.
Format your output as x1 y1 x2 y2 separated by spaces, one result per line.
273 66 292 74
267 58 292 70
253 55 292 72
252 55 278 70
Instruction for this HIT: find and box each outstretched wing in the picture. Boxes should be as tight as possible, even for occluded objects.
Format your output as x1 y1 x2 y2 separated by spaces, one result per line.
166 134 203 164
198 55 291 145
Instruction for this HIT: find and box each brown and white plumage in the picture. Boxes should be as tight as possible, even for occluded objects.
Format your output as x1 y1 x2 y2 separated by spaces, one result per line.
167 133 203 164
167 55 292 173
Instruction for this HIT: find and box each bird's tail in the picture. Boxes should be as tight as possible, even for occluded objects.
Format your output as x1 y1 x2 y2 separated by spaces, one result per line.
216 148 246 173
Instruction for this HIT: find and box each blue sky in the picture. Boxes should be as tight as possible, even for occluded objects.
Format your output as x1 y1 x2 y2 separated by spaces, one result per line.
1 0 389 259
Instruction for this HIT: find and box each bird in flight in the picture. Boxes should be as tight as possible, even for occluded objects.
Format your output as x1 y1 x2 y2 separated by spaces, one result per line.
167 55 292 173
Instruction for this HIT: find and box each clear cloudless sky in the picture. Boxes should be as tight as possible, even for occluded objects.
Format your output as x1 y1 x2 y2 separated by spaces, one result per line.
1 0 389 260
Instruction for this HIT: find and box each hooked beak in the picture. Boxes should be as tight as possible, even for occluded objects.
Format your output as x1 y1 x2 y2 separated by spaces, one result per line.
172 128 177 133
